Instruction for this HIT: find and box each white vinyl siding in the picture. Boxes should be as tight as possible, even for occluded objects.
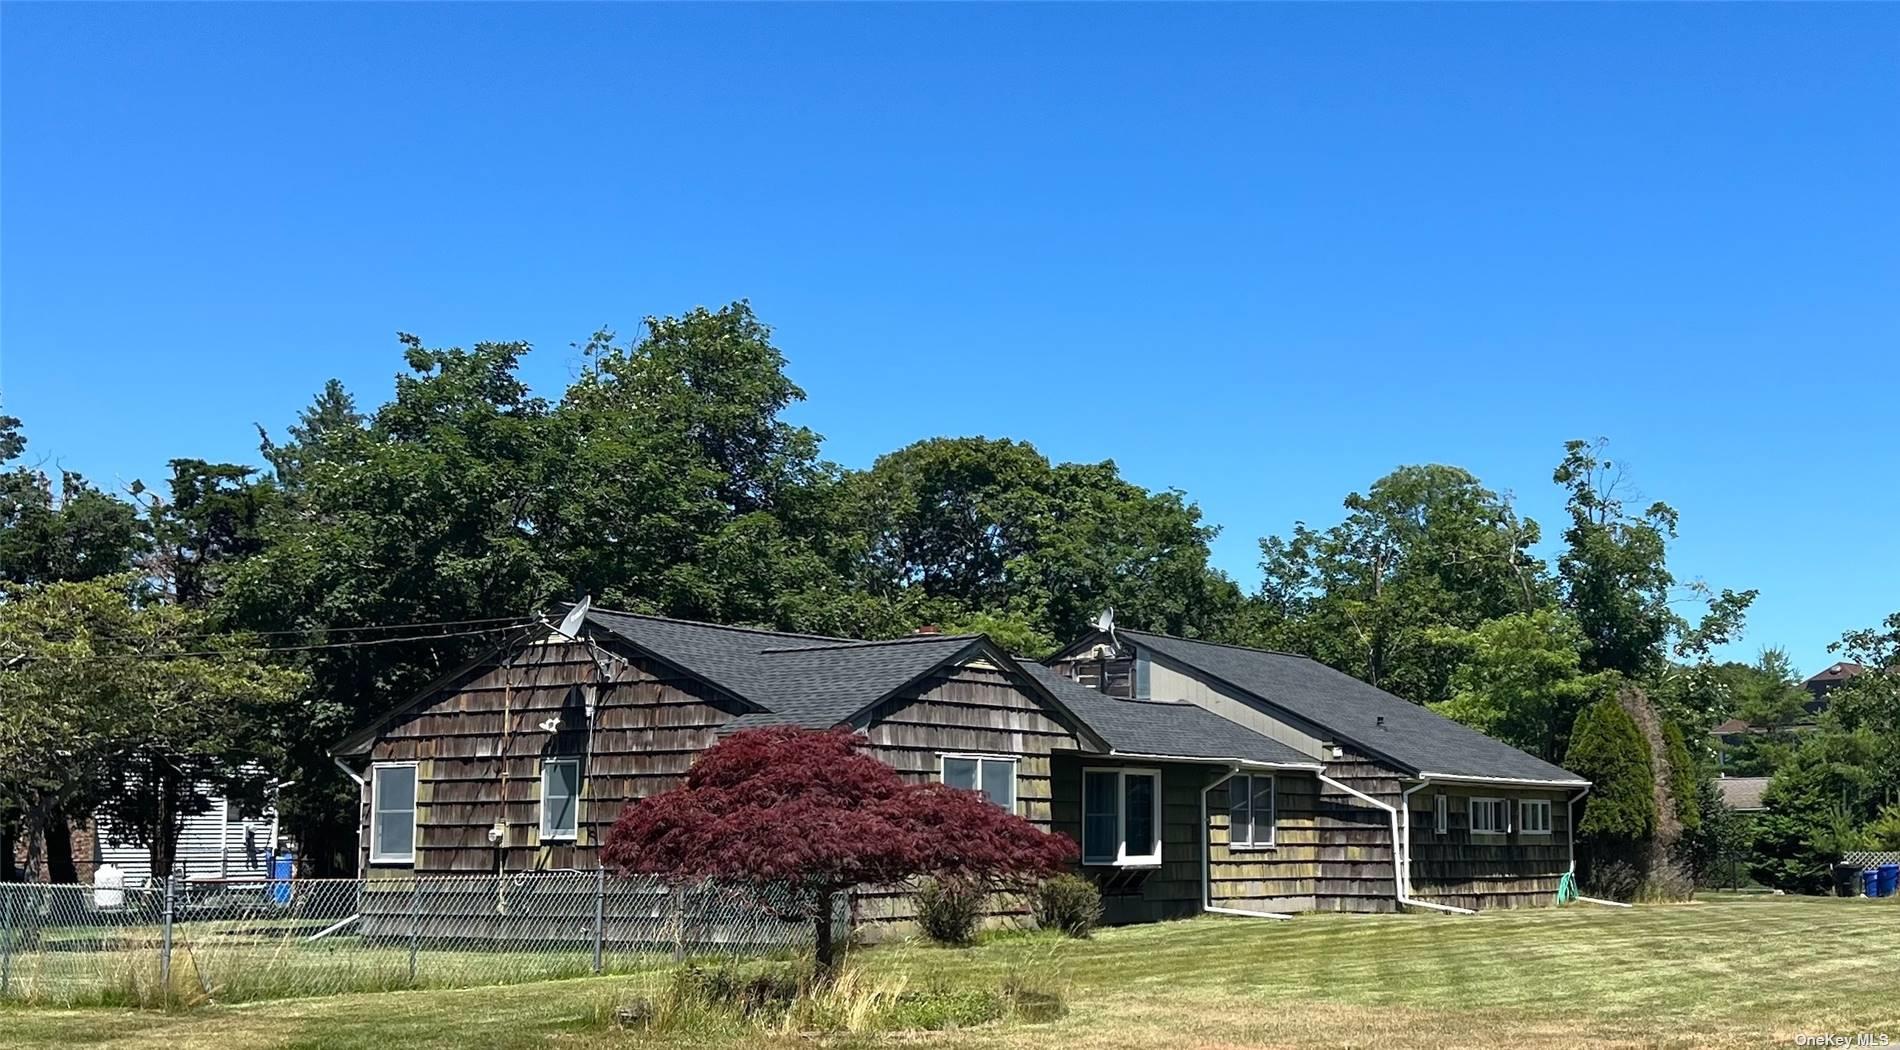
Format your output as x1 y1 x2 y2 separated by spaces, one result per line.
940 754 1017 812
1081 768 1161 866
370 763 418 864
540 759 580 841
1228 773 1276 848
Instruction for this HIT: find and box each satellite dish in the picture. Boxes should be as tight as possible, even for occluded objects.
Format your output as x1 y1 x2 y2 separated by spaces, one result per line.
556 595 592 639
1094 607 1117 653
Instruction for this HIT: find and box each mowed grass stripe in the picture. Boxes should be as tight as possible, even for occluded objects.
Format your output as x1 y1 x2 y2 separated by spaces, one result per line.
4 894 1896 1049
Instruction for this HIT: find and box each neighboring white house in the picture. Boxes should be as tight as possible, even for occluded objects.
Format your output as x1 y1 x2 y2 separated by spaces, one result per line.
94 788 286 886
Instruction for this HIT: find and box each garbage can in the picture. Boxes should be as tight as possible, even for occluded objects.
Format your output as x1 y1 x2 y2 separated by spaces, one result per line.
1879 864 1900 899
1863 868 1882 898
269 852 295 905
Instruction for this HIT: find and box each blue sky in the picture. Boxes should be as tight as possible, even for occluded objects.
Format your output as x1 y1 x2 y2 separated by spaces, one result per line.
3 4 1895 672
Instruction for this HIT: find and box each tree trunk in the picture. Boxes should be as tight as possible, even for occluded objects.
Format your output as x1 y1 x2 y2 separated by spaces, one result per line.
43 806 79 884
812 887 839 977
0 818 18 881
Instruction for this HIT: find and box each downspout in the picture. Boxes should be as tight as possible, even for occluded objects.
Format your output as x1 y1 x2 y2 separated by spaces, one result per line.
1317 773 1474 915
1200 766 1292 920
1400 780 1433 897
1564 785 1630 908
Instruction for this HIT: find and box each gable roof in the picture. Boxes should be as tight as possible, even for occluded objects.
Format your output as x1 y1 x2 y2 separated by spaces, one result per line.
1019 663 1319 769
582 608 984 728
1715 776 1771 813
1105 630 1587 786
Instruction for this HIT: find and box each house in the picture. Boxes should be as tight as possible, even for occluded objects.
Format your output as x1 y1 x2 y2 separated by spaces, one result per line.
1714 775 1771 814
9 791 283 887
1803 662 1865 707
331 607 1589 926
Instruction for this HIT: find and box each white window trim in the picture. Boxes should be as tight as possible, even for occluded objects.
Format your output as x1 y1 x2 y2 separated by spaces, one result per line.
1519 798 1553 836
369 761 419 865
1228 773 1276 850
937 753 1019 813
1433 793 1449 836
540 758 581 842
1469 796 1511 836
1082 766 1163 867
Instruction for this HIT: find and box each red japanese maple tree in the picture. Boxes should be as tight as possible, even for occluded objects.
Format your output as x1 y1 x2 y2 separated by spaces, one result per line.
601 726 1075 968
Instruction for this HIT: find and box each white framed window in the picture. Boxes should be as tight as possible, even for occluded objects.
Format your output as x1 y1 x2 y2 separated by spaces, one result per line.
1469 796 1511 835
1227 773 1276 849
940 754 1018 812
1081 767 1162 866
1519 798 1552 835
1433 793 1448 836
369 762 418 864
540 759 581 841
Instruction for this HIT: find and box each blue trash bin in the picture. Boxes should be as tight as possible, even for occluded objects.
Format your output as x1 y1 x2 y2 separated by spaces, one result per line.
269 852 294 905
1862 869 1881 898
1879 864 1900 898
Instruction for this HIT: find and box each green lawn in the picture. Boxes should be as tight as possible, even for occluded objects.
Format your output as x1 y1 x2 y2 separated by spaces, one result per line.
6 894 1897 1049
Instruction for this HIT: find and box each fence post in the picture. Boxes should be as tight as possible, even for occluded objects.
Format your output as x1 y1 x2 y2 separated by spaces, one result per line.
591 869 605 974
408 876 422 985
1 886 14 999
670 884 684 963
160 875 175 1004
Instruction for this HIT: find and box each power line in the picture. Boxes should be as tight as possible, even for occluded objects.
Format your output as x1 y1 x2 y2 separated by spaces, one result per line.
1 619 546 666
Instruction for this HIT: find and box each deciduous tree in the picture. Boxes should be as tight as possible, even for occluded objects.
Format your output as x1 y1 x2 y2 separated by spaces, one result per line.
602 727 1074 971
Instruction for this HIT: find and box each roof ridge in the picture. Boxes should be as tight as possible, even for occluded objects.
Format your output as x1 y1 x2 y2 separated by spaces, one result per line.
1123 628 1312 661
758 634 982 654
582 605 853 643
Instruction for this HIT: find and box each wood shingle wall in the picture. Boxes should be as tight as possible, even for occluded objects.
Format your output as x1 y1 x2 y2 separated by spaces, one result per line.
1406 784 1574 910
1315 747 1404 913
855 659 1084 928
361 640 746 877
1207 772 1321 913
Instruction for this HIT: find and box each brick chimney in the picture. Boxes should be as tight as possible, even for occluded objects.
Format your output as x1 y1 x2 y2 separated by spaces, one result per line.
912 624 941 635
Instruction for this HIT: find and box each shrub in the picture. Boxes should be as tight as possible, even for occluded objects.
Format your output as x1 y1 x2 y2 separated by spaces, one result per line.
1032 875 1102 938
915 876 986 945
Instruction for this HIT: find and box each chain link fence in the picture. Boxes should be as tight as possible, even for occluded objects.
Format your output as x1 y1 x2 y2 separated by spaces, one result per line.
0 872 841 1007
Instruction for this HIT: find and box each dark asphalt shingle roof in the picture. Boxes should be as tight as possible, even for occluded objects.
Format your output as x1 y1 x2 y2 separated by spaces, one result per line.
1020 663 1318 768
1121 630 1587 784
583 609 982 729
582 611 1314 767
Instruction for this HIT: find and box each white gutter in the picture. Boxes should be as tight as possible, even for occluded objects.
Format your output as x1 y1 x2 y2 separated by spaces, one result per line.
1317 772 1475 915
331 755 365 787
1112 750 1322 772
1414 772 1590 789
1199 765 1293 920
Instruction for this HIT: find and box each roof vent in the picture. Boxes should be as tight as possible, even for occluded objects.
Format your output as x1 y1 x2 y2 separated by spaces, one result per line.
1376 716 1387 730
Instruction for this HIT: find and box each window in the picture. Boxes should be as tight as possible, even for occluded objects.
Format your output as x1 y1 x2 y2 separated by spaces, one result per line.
940 755 1017 811
1081 768 1162 866
370 763 418 864
1469 797 1511 835
1432 793 1448 836
1227 774 1276 848
541 759 580 841
1520 798 1552 835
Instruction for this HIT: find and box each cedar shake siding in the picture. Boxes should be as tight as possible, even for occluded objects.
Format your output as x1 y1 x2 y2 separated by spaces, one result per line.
1405 783 1575 911
354 637 746 877
853 659 1085 929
